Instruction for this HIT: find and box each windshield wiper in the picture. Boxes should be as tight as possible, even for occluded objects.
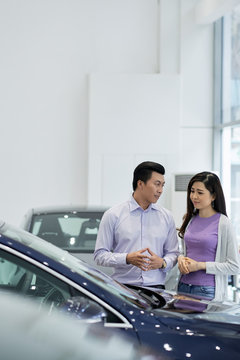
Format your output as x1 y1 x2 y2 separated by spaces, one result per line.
124 285 166 309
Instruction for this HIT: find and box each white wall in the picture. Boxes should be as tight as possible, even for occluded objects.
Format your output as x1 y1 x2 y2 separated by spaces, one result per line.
88 73 180 210
88 0 214 221
0 0 217 226
179 0 214 172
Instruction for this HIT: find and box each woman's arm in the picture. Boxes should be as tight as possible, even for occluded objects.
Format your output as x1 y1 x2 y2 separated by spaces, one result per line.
206 217 240 275
184 257 206 272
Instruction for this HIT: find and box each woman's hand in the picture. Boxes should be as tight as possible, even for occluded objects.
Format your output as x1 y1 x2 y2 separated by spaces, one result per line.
178 256 206 274
178 256 189 274
185 257 206 272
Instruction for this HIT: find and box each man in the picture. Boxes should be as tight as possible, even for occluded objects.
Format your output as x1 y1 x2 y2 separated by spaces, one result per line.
94 161 179 288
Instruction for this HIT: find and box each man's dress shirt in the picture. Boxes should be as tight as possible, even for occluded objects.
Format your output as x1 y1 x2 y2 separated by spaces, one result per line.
94 196 179 286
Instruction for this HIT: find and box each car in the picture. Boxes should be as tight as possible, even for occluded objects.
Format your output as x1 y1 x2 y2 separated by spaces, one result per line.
21 205 113 275
1 219 240 359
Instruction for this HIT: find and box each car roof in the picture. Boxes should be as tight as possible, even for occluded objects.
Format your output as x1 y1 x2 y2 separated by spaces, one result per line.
28 205 108 215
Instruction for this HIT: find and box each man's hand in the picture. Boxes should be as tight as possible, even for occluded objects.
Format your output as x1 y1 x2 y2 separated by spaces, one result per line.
126 248 151 271
147 248 165 270
127 248 166 271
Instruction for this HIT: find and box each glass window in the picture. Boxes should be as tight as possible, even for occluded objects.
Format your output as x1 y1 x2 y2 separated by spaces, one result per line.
214 6 240 248
0 222 151 310
0 247 122 323
0 248 73 309
30 212 103 252
222 126 240 243
230 7 240 123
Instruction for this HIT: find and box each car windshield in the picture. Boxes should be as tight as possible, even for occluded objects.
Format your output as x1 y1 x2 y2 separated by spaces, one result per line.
0 222 150 310
29 212 103 253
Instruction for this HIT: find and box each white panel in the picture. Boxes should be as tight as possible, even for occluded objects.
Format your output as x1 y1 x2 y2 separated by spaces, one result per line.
93 0 158 73
102 155 134 206
89 73 180 154
180 0 213 127
160 0 180 73
88 74 181 207
179 127 213 172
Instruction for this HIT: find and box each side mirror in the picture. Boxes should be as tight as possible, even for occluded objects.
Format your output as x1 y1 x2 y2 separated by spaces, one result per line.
60 296 107 324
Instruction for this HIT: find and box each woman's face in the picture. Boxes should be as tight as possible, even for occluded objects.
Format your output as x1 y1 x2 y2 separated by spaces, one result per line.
190 181 215 212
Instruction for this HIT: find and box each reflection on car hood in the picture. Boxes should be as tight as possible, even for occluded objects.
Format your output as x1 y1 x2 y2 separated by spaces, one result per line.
153 291 240 325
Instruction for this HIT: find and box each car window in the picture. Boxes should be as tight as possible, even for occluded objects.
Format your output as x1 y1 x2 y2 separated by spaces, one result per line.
30 212 103 252
0 248 122 323
0 249 72 308
0 223 150 310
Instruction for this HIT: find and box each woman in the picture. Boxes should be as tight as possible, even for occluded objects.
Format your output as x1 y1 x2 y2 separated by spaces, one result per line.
178 171 240 301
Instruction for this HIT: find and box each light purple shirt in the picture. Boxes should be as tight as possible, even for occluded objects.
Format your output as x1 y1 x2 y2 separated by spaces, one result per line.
94 196 179 286
181 213 220 286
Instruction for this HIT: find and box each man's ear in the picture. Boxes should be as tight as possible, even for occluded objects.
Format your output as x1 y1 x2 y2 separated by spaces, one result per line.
137 179 143 189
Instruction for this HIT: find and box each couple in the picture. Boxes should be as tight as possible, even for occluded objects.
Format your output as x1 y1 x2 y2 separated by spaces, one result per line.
94 161 240 302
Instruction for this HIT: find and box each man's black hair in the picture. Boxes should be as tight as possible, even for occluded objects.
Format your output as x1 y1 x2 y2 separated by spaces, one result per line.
132 161 165 191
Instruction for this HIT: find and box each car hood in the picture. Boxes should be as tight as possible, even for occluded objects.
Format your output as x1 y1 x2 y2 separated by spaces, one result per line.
153 291 240 327
125 285 240 327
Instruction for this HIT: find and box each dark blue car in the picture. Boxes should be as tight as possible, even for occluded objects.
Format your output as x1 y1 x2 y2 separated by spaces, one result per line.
0 219 240 360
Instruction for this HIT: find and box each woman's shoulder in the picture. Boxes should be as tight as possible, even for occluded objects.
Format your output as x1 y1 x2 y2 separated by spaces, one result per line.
218 213 233 232
219 213 230 224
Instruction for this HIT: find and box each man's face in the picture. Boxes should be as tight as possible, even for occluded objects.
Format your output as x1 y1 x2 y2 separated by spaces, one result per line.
138 171 165 205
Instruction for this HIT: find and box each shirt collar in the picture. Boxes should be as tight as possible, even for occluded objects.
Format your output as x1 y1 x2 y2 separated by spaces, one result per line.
129 195 157 212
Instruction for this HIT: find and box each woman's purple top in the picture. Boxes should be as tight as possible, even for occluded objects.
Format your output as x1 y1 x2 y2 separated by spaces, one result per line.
181 213 221 287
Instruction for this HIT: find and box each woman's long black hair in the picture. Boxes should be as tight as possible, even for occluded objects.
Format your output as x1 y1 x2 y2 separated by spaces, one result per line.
178 172 227 239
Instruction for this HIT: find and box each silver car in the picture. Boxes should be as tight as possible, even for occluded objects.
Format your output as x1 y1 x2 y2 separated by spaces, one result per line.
21 205 113 275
